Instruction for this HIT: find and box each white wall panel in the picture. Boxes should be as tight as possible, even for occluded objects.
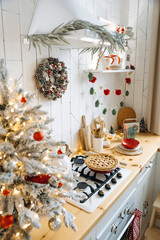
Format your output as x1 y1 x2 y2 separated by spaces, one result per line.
61 49 71 104
51 98 62 137
2 0 19 13
78 65 87 120
129 0 138 16
134 81 143 116
21 37 37 95
6 60 22 83
87 0 94 15
19 0 37 35
0 2 5 59
36 46 52 129
70 49 79 121
135 57 145 81
3 11 21 60
48 47 62 132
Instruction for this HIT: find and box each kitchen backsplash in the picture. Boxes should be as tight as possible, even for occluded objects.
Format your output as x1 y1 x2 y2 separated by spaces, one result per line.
0 0 153 151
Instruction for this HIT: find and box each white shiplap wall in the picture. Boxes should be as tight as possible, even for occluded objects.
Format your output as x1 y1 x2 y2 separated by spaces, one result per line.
0 0 152 151
127 0 153 121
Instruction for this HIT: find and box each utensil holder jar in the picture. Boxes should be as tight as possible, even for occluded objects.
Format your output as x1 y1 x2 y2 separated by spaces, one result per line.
93 137 103 153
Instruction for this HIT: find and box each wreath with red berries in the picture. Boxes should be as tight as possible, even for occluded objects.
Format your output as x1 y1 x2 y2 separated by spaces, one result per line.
34 57 68 100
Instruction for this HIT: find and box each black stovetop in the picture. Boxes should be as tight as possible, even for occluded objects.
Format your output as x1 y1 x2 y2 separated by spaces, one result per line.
71 155 122 203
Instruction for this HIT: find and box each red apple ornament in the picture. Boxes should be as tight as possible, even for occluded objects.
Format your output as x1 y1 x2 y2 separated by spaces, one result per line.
89 76 97 83
104 89 110 95
115 89 122 95
33 131 44 141
125 78 131 84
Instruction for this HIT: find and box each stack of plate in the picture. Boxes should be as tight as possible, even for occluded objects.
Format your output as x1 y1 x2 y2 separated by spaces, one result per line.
115 139 143 155
119 143 141 152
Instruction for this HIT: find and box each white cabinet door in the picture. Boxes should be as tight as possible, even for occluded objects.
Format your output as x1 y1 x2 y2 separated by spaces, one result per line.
153 152 160 200
84 226 96 240
135 155 156 239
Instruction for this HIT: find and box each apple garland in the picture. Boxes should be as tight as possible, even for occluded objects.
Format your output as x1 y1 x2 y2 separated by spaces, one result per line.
88 73 131 115
34 57 68 101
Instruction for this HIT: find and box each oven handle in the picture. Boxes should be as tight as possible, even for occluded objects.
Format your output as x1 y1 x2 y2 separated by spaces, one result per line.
116 213 135 240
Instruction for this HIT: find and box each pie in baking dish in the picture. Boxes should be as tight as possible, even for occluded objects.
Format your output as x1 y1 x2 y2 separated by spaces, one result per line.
85 154 118 172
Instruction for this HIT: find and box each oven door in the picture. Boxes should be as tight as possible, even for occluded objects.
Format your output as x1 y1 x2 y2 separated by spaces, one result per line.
96 189 136 240
107 204 135 240
117 213 135 240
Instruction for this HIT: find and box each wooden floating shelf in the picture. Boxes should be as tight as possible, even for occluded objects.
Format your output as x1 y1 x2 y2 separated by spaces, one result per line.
84 69 134 73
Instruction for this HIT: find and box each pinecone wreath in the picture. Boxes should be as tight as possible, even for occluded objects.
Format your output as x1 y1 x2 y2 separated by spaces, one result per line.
35 57 68 100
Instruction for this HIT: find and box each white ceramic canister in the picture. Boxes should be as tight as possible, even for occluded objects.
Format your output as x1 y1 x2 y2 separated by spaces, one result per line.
93 137 103 153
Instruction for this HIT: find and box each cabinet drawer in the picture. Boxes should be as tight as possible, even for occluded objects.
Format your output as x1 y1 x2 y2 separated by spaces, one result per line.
137 154 156 186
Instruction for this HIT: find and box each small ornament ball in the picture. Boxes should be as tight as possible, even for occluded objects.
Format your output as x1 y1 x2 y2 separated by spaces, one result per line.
10 230 31 240
58 182 63 188
0 215 14 229
21 97 27 103
63 182 72 191
3 189 10 196
48 216 62 231
33 131 44 141
57 149 63 155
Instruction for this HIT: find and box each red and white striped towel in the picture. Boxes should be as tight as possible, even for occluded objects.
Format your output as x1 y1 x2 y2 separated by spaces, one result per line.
127 209 143 240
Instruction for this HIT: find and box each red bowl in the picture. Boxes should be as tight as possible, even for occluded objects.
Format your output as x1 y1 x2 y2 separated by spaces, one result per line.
121 139 140 149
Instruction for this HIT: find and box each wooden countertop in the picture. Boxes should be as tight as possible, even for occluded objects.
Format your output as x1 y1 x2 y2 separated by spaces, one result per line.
31 132 160 240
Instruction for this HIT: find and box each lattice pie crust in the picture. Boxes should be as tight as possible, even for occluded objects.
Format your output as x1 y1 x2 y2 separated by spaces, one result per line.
85 154 118 171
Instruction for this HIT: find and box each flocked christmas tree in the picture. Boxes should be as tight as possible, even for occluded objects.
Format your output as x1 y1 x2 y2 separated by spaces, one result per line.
0 59 82 240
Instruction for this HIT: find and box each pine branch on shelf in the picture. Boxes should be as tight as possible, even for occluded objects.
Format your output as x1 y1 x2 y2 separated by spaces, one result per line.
27 19 125 55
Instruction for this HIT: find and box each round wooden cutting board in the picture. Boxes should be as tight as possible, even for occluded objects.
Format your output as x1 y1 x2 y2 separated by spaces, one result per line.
117 107 136 127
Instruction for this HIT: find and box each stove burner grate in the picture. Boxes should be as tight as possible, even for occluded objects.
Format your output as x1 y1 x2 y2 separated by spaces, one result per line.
71 155 121 203
77 182 88 189
71 155 87 166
